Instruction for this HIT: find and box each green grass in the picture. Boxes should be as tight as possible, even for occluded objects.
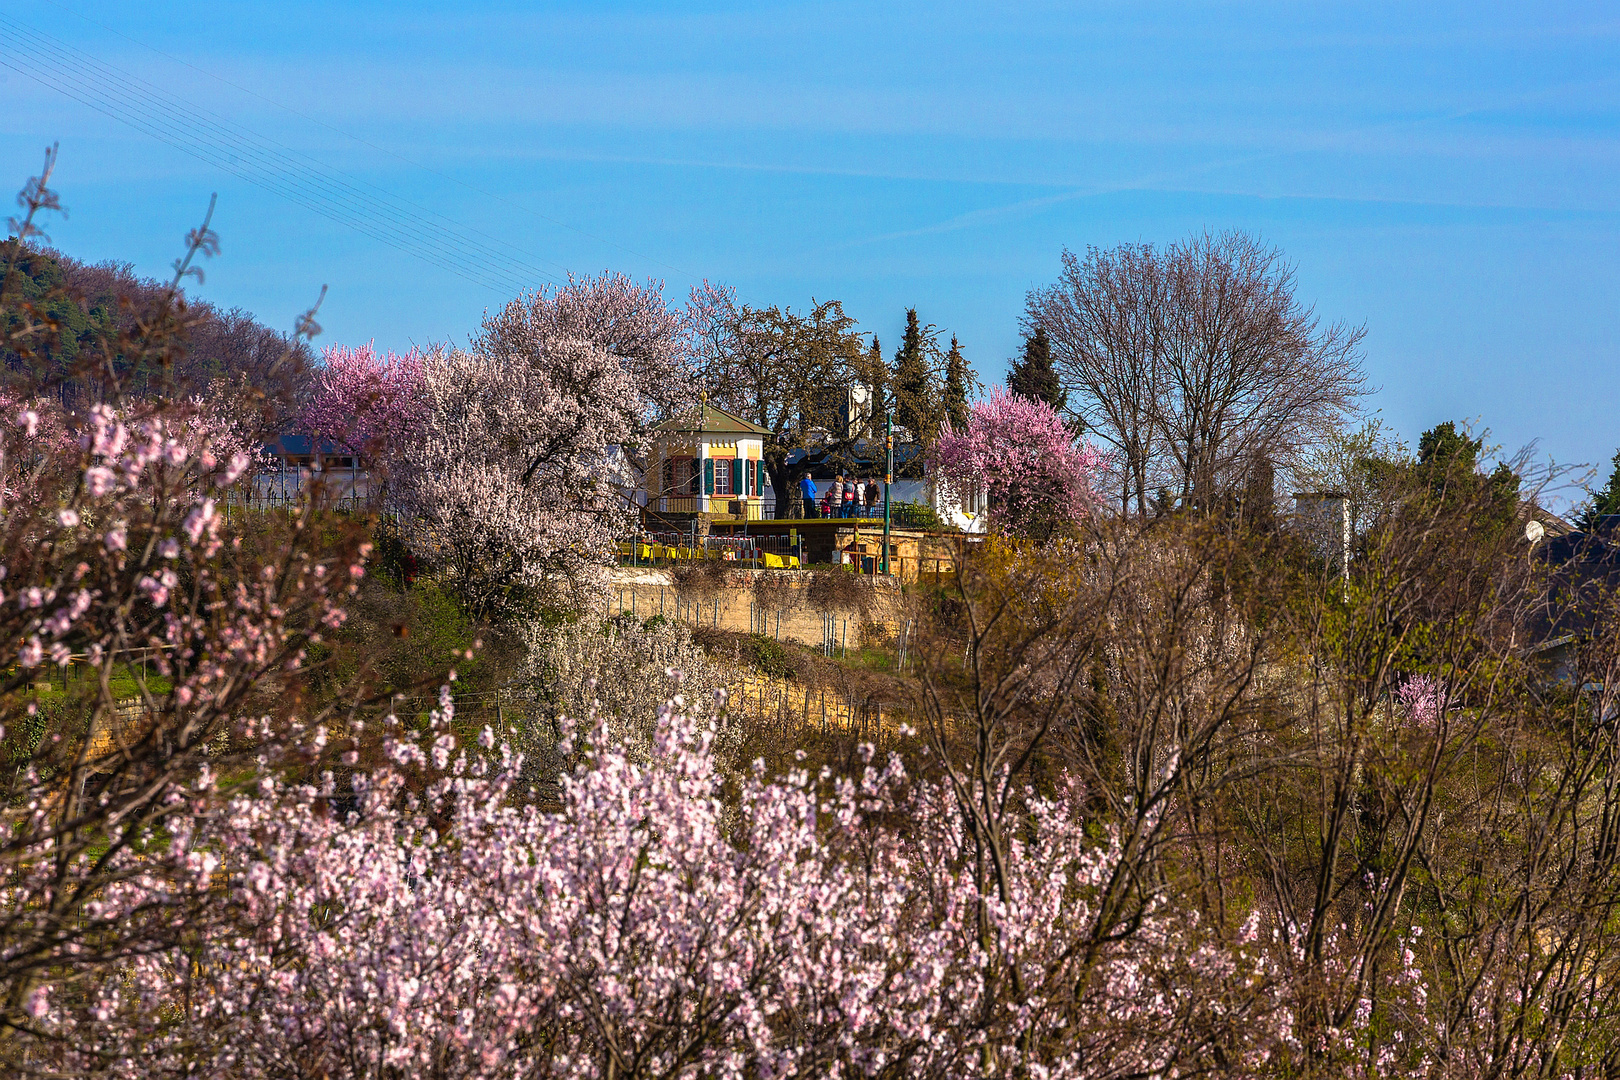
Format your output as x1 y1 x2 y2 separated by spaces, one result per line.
21 664 173 702
829 644 907 674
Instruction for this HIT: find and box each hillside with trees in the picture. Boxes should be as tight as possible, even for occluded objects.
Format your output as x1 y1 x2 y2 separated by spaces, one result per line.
1 240 312 417
4 152 1620 1080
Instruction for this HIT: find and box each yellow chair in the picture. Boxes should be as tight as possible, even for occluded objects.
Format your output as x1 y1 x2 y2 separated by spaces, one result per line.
763 552 785 569
786 555 801 569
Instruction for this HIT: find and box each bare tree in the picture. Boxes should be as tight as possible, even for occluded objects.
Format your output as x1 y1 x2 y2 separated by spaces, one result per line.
1024 243 1168 516
691 286 869 508
1027 231 1367 516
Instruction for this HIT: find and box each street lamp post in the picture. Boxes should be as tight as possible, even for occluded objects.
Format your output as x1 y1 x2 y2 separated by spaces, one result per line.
881 416 893 576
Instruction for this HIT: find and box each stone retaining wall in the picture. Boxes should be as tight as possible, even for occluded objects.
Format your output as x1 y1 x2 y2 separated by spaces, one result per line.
606 567 902 651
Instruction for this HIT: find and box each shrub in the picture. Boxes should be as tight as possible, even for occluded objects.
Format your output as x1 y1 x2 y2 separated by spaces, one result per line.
891 500 944 529
743 633 800 681
670 555 732 600
750 569 801 616
515 613 735 771
806 567 876 617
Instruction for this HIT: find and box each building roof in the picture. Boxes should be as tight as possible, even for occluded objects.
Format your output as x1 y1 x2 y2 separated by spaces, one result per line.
655 404 772 437
263 433 354 458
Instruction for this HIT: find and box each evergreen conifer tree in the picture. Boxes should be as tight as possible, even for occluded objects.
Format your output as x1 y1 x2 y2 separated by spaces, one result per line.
892 308 936 442
1578 448 1620 531
1008 326 1066 412
943 335 971 432
1416 421 1520 525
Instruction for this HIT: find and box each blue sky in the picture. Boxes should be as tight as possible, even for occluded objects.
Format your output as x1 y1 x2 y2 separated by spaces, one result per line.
1 1 1617 499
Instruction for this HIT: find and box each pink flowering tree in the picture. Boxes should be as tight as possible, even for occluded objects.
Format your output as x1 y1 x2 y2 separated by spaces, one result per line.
299 341 427 461
930 386 1105 536
18 688 1303 1079
394 341 639 621
391 275 698 620
0 401 375 1044
477 272 697 429
1395 673 1447 729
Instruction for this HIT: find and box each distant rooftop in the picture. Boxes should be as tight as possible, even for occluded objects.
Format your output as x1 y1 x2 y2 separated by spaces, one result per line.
655 404 771 437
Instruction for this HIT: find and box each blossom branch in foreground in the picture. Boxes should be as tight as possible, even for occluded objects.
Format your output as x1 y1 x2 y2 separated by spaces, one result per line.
24 687 1302 1079
0 399 372 1045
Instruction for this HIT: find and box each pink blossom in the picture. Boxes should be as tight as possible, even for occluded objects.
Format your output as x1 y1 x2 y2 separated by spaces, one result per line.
300 342 428 460
219 451 251 486
84 466 117 496
137 575 170 608
183 499 217 544
1397 674 1447 729
930 386 1105 536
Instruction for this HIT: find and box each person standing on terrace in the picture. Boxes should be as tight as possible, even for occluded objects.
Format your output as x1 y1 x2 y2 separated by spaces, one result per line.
799 471 818 518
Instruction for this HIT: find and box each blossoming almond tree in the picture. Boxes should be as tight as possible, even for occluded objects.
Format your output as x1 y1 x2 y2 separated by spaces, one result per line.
0 402 373 1046
299 341 427 461
930 386 1105 537
25 690 1298 1080
387 273 698 620
477 272 695 421
393 340 638 620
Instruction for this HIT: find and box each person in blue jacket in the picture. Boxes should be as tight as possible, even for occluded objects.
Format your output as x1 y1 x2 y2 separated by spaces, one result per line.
798 472 818 519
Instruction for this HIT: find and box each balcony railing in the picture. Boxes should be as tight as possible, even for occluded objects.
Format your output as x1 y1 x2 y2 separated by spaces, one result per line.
651 495 770 519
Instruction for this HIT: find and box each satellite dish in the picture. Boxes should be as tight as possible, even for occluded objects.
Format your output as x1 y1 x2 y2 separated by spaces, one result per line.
1525 519 1545 544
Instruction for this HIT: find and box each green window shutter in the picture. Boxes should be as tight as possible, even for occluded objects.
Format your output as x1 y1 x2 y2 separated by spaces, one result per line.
704 457 714 495
757 460 765 495
736 455 745 496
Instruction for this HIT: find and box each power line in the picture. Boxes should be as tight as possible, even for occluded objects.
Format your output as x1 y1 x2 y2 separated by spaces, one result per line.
0 18 550 294
36 0 704 287
0 14 575 297
0 17 555 293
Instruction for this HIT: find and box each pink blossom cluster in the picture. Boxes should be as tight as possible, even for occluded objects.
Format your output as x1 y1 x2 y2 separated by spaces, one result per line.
930 386 1106 535
6 400 360 681
1396 673 1447 729
477 272 697 423
17 689 1317 1079
300 341 429 460
0 396 371 1050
